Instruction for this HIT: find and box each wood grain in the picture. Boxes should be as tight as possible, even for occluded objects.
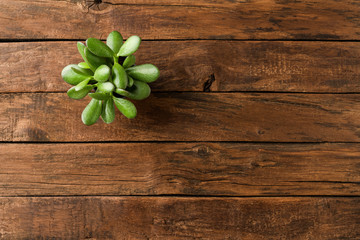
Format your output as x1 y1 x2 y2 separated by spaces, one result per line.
0 197 359 239
1 143 360 196
1 92 360 142
1 1 359 239
1 0 360 40
2 41 360 93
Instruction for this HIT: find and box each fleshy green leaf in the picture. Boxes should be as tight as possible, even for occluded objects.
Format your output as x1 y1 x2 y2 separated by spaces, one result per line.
71 67 92 76
115 80 150 100
113 97 137 119
94 65 110 82
74 77 92 91
125 64 160 83
101 98 115 124
77 42 87 62
78 62 90 69
82 99 103 126
127 79 151 100
97 82 115 93
107 31 123 54
67 85 94 100
114 89 128 97
122 55 136 68
84 47 108 72
88 92 110 100
62 64 93 85
112 63 127 89
128 76 134 87
117 35 141 57
86 38 114 58
78 43 94 73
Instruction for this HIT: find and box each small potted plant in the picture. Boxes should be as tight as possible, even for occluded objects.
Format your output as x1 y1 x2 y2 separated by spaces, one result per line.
61 31 159 125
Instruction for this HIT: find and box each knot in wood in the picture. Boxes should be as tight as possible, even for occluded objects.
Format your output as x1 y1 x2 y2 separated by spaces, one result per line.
86 0 103 11
193 145 212 157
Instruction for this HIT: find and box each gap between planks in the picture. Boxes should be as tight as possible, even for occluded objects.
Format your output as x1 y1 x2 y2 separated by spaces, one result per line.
1 140 360 144
1 195 360 198
1 39 360 43
2 91 360 94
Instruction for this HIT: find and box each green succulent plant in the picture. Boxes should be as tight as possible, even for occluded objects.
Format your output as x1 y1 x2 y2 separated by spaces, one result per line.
61 31 160 126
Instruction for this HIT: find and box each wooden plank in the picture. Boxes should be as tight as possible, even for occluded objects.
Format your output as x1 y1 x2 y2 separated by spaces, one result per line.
103 0 272 7
1 92 360 142
2 41 360 93
1 143 360 196
0 197 359 239
1 0 360 40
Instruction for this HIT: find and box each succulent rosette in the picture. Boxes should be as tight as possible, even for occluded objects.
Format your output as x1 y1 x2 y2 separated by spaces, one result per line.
61 31 159 125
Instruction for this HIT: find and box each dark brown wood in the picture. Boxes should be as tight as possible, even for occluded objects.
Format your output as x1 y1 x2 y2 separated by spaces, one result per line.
0 197 359 239
1 0 359 239
1 0 360 40
1 92 360 142
1 143 360 196
1 41 360 93
107 0 272 7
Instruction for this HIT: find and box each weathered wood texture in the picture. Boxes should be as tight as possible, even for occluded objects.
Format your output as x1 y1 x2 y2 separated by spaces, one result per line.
1 143 360 196
1 0 360 40
1 92 360 142
0 197 359 239
2 41 360 93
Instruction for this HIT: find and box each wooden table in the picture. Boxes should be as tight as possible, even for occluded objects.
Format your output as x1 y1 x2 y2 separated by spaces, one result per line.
1 0 360 239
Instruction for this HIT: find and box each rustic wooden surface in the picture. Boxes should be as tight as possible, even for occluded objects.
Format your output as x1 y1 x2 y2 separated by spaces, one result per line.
1 143 360 196
0 0 360 239
1 0 360 40
1 197 359 239
1 93 360 142
1 41 360 93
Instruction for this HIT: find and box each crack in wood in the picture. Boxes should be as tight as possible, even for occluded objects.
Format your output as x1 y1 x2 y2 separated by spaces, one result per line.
203 74 216 92
101 1 218 9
